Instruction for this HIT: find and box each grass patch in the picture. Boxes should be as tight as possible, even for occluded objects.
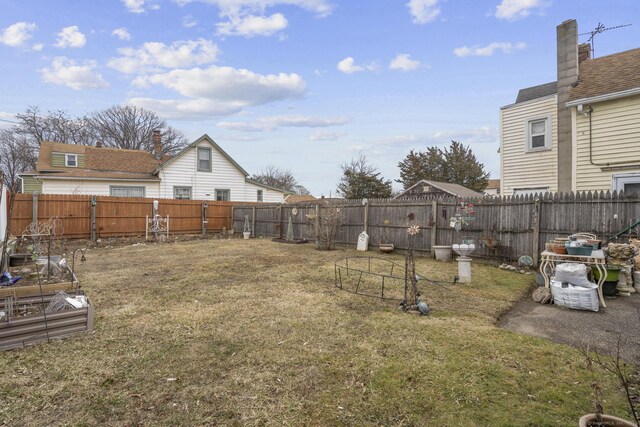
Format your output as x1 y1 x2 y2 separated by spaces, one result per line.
0 239 631 426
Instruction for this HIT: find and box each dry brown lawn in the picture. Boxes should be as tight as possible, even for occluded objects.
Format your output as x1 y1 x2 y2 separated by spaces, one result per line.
0 238 631 426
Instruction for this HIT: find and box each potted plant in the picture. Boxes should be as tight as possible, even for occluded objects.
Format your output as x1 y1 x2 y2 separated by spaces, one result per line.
243 215 251 239
379 219 394 253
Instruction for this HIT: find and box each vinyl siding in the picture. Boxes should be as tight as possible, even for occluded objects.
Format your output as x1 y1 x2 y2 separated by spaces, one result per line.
244 181 286 203
575 94 640 192
51 152 85 168
22 176 43 194
159 141 250 201
500 95 558 196
42 179 160 197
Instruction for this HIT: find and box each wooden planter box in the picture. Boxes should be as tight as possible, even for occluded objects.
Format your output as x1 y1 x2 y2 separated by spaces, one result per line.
0 291 94 351
0 263 79 299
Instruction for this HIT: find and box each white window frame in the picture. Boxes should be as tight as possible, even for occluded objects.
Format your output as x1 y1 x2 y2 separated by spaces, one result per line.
513 187 549 197
525 116 552 152
197 147 211 172
173 186 192 200
65 154 78 167
612 173 640 194
215 189 230 201
257 189 263 202
109 186 146 198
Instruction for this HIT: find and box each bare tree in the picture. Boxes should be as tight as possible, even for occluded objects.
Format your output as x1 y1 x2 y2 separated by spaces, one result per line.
252 166 310 194
86 105 186 154
15 106 93 148
0 130 34 192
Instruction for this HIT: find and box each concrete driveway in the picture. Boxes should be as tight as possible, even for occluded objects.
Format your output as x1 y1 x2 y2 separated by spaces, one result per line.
500 290 640 362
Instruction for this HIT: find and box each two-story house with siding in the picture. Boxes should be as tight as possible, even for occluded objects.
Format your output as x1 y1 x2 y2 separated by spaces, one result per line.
500 19 640 196
20 133 288 202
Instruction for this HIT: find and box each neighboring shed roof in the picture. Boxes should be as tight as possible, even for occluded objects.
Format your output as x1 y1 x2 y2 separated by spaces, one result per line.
394 180 484 199
284 194 316 203
245 178 290 193
515 81 557 104
568 47 640 102
34 141 165 180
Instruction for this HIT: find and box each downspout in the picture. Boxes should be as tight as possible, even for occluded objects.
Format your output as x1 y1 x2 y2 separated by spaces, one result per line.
588 106 640 167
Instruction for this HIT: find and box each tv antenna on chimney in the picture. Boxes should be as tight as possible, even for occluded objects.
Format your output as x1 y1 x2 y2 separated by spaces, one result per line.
580 22 632 58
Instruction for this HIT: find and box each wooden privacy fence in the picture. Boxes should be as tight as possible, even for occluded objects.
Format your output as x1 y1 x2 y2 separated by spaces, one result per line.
9 193 234 240
232 191 640 264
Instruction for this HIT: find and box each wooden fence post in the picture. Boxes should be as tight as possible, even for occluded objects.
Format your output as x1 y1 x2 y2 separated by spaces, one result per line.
363 202 369 235
231 206 235 233
532 196 541 266
430 199 437 258
252 206 256 238
201 202 208 237
315 204 320 250
90 196 97 242
278 205 283 239
32 192 38 224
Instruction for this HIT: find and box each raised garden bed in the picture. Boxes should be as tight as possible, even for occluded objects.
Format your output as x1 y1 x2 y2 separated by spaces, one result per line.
1 257 79 299
0 290 94 351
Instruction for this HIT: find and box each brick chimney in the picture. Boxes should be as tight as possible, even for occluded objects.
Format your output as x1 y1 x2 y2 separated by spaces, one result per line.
96 140 102 148
152 130 162 160
578 42 591 64
556 19 579 193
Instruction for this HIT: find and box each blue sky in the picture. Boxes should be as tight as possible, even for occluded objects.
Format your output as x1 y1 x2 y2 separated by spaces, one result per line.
1 0 639 196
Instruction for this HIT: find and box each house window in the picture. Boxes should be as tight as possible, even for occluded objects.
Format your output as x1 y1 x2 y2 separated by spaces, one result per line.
216 189 230 201
174 186 192 200
612 173 640 195
110 186 145 198
197 147 211 172
257 189 263 202
65 154 77 167
526 117 551 152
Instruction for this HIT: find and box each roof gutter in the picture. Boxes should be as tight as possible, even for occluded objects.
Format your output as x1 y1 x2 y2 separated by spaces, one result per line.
29 175 160 182
566 87 640 107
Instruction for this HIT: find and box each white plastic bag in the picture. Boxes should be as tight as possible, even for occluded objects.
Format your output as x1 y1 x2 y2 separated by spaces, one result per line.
554 263 591 287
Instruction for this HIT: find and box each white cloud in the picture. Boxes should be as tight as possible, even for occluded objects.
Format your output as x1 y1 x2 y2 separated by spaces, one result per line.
310 130 346 141
453 41 526 57
32 43 44 51
407 0 441 24
217 13 287 37
128 65 306 118
122 0 159 13
182 15 198 28
495 0 549 20
0 112 18 129
112 27 131 40
108 39 219 74
218 115 349 131
374 127 497 147
389 53 420 71
175 0 333 17
0 22 37 47
337 57 377 74
176 0 331 38
40 57 109 90
55 26 86 48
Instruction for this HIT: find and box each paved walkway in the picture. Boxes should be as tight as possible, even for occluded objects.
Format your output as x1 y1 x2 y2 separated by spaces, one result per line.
500 290 640 362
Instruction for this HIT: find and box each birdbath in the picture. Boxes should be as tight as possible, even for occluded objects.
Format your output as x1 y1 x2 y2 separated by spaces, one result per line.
452 239 475 283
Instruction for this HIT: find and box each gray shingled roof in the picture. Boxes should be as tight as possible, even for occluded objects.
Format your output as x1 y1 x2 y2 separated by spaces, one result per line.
515 81 557 103
394 180 484 199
